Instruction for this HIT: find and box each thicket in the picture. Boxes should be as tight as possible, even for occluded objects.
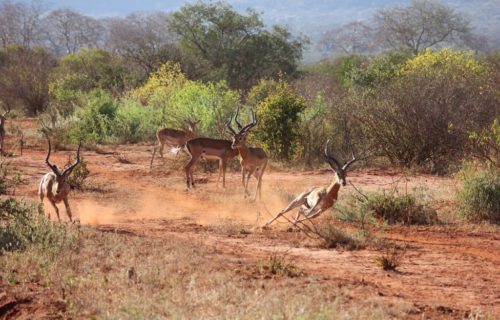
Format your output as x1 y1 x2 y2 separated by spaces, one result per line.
457 164 500 223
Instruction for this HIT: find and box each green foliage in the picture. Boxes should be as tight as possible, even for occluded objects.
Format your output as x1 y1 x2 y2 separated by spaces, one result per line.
457 165 500 223
67 157 90 191
130 61 187 104
152 80 240 138
0 198 77 253
49 48 129 110
169 2 305 89
469 118 500 168
71 90 118 144
253 79 306 161
350 50 413 88
357 49 499 173
340 189 437 225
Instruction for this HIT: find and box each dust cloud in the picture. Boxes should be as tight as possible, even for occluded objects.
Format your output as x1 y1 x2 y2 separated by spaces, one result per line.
72 183 289 226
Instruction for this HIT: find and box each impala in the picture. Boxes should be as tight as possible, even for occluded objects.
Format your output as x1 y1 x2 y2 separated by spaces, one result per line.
264 140 358 227
151 119 200 168
0 105 10 153
39 139 82 222
226 110 267 200
184 136 239 190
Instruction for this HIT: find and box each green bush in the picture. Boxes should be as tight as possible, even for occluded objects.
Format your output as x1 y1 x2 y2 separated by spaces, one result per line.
71 90 117 144
253 79 306 161
0 198 77 253
67 157 90 191
457 166 500 223
339 190 437 225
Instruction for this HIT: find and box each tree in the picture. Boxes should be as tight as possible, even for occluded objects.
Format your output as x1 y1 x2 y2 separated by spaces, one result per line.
358 49 499 173
0 46 56 115
252 79 306 161
41 8 104 56
49 48 129 112
0 0 43 48
107 12 180 79
375 0 470 54
319 21 376 56
169 2 305 90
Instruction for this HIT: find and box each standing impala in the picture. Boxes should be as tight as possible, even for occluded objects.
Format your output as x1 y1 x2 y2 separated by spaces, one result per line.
226 110 267 200
39 139 82 222
184 136 239 190
264 140 358 227
0 105 10 153
151 119 200 168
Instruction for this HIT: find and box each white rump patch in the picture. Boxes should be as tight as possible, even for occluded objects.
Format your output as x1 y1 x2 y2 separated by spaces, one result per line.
170 147 182 154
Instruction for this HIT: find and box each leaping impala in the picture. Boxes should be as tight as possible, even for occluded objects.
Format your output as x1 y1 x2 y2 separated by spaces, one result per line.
226 109 268 200
184 136 239 190
39 139 82 222
151 119 200 168
264 140 358 227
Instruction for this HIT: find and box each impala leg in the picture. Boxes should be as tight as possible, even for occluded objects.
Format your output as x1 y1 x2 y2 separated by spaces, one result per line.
49 199 61 222
245 167 256 198
254 161 267 201
263 191 310 227
295 208 325 224
63 197 73 223
159 142 164 158
185 155 199 189
150 147 157 169
221 159 227 189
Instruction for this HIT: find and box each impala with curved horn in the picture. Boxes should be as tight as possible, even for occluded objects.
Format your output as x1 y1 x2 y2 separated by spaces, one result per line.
226 108 268 200
264 140 358 227
38 139 82 222
184 136 239 190
0 105 11 153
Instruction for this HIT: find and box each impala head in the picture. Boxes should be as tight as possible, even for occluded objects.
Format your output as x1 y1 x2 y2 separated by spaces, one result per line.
45 139 82 194
225 107 257 149
184 119 200 134
0 105 10 122
324 140 357 187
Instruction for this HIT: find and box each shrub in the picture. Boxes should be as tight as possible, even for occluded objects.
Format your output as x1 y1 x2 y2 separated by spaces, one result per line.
253 78 306 161
468 118 500 169
71 90 117 144
357 49 499 173
457 165 500 223
259 253 300 277
313 219 362 250
340 189 437 225
67 157 90 191
0 198 77 253
374 249 401 271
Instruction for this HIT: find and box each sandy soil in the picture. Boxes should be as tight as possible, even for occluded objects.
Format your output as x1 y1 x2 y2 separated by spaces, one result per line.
2 130 499 319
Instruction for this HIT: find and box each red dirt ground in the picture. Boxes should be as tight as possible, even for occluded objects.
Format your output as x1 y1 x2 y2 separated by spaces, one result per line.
2 130 499 319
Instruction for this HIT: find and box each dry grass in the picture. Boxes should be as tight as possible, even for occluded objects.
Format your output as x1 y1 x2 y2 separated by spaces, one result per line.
0 227 409 319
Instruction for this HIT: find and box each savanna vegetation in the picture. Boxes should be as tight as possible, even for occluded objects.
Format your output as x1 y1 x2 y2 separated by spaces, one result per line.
1 0 499 318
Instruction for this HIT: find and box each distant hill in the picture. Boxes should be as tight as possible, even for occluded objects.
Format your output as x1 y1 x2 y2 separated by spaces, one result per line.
229 0 500 61
46 0 500 62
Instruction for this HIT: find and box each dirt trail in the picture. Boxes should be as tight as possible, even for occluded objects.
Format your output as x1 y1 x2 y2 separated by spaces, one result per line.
8 145 500 318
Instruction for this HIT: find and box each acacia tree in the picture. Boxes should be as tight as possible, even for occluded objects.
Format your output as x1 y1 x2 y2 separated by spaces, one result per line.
41 8 104 56
319 21 376 56
375 0 470 54
0 0 43 48
107 12 180 78
168 2 305 90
